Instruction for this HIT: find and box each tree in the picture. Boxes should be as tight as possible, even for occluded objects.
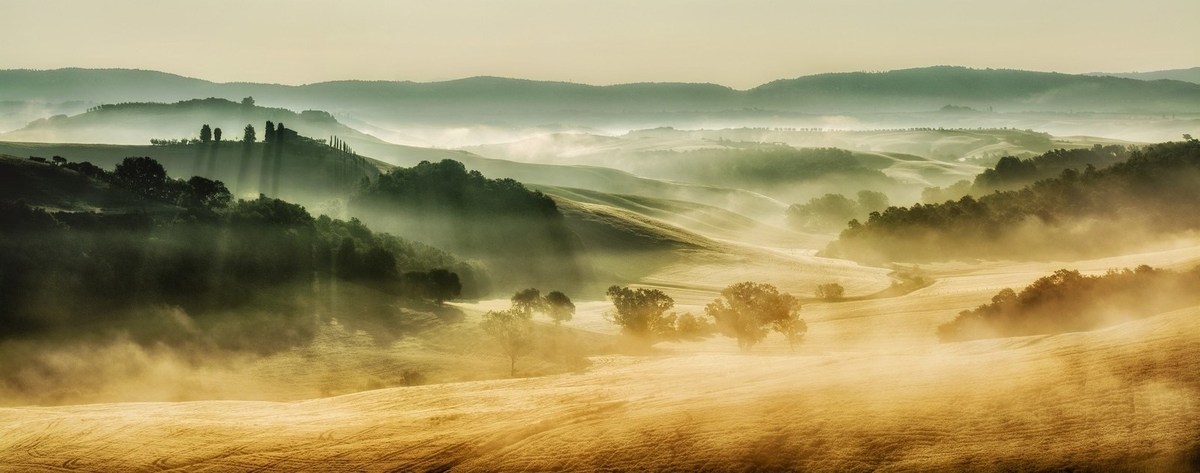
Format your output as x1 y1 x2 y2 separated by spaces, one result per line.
544 290 575 324
856 190 889 213
114 157 169 200
264 121 275 143
200 124 212 143
705 282 805 351
51 156 66 166
241 96 255 107
183 176 232 209
511 288 545 315
243 124 256 143
425 269 461 304
480 308 534 376
213 127 222 143
815 283 845 300
604 285 675 340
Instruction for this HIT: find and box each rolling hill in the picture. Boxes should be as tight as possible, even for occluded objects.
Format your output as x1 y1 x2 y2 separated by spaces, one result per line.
1091 67 1200 85
2 66 1199 120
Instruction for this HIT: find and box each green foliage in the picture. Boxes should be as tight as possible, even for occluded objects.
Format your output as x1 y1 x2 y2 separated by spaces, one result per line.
243 124 256 143
183 176 231 209
787 190 889 232
114 156 170 200
973 145 1128 192
827 141 1200 263
705 282 805 351
200 124 212 143
352 159 583 290
604 285 676 340
938 266 1200 342
0 161 477 346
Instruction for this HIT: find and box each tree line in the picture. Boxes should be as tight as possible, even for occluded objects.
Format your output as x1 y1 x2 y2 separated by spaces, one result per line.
1 156 476 349
825 140 1200 263
938 265 1200 342
479 281 812 376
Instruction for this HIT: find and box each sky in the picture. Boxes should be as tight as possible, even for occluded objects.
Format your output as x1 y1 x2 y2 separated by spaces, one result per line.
2 0 1197 88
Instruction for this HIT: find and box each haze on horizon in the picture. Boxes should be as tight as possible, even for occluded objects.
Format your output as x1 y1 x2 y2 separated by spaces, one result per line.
2 0 1197 88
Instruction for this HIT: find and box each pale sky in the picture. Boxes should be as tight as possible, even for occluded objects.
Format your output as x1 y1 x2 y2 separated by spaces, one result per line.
2 0 1196 88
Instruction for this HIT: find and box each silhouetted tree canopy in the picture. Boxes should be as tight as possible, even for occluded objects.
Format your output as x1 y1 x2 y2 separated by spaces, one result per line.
544 290 575 324
200 124 212 143
113 156 170 200
243 124 256 143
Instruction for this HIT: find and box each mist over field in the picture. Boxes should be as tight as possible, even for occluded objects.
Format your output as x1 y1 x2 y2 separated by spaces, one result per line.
2 0 1200 470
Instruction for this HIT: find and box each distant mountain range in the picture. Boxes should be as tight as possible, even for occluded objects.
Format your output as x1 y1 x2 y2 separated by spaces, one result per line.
2 66 1199 118
1089 67 1200 85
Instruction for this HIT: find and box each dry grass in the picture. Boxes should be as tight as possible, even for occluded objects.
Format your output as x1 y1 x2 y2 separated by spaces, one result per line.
3 243 1200 471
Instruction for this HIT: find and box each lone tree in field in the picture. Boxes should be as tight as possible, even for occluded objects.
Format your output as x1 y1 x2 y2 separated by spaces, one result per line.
544 290 575 324
264 121 276 143
605 285 675 341
705 282 806 351
200 124 212 143
213 127 222 143
815 283 845 300
480 308 534 377
243 124 256 143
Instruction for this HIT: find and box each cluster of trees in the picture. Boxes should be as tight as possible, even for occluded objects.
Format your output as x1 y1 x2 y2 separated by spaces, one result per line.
973 145 1128 191
938 266 1200 342
826 140 1200 263
479 288 577 376
351 159 585 290
786 190 889 233
922 145 1129 202
602 282 804 351
0 157 476 348
60 156 231 213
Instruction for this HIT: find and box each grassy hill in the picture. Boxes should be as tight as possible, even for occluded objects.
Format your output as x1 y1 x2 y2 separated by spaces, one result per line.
0 139 381 206
2 67 1198 118
0 97 385 146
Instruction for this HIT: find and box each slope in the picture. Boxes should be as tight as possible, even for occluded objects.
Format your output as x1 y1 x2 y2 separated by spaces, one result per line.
3 243 1199 471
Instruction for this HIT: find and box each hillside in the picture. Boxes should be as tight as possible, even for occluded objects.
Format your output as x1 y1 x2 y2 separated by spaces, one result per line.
0 97 385 146
0 139 381 206
2 67 1199 119
826 140 1200 263
749 66 1200 112
1091 67 1200 84
3 243 1199 470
